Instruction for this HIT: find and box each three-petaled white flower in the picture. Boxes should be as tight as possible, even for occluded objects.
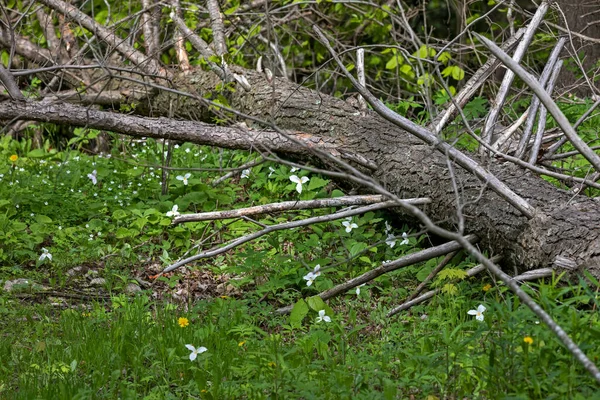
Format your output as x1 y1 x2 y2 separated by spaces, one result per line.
166 205 180 217
400 232 409 245
39 248 52 262
176 173 191 185
385 221 392 233
289 175 309 194
356 283 366 295
291 167 299 172
385 234 396 248
241 169 250 179
316 309 331 323
268 167 276 177
303 265 321 286
185 344 207 361
342 220 358 233
467 304 486 321
87 170 97 185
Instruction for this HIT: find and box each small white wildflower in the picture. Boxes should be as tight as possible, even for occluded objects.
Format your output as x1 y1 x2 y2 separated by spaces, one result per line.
39 248 52 261
185 345 207 361
316 310 331 323
166 205 180 217
268 166 276 177
342 220 358 233
289 175 309 194
356 283 366 296
291 167 299 172
400 232 409 245
176 173 191 185
467 304 486 322
87 170 97 185
241 169 250 179
386 234 396 248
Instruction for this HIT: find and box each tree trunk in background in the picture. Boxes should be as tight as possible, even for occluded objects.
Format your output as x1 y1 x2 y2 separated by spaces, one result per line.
555 0 600 94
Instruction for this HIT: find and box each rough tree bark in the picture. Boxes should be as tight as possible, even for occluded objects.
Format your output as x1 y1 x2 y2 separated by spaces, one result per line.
1 0 599 279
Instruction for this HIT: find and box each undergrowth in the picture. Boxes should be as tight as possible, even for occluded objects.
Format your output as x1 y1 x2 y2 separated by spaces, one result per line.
0 134 599 399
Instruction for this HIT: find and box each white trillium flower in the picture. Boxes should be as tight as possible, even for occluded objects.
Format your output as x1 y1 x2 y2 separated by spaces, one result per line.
303 272 317 286
386 234 396 248
39 248 52 261
316 310 331 323
385 221 392 233
241 169 250 179
185 344 207 361
289 175 309 194
87 170 97 185
356 283 366 296
400 232 409 245
342 220 358 233
268 167 276 177
290 167 299 172
176 173 191 185
467 304 486 322
166 205 180 217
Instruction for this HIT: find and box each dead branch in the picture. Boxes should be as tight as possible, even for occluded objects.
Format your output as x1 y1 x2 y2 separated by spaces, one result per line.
515 37 566 158
173 195 430 224
162 201 401 273
481 1 549 150
275 235 479 315
314 25 536 219
528 60 563 163
475 32 600 173
37 0 165 77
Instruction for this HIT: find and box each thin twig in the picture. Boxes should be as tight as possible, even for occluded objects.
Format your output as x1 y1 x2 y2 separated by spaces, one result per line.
162 201 400 273
475 32 600 173
174 195 430 224
275 235 478 315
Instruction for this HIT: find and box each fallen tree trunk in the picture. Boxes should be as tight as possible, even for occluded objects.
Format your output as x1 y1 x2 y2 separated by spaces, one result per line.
3 66 600 278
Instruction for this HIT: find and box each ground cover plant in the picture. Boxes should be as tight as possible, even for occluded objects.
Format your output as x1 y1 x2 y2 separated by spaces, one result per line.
0 131 599 399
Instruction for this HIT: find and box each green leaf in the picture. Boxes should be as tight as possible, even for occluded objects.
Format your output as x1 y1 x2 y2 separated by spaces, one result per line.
290 298 309 327
451 66 465 81
306 295 327 312
438 51 452 64
307 176 329 191
35 215 52 224
385 56 399 70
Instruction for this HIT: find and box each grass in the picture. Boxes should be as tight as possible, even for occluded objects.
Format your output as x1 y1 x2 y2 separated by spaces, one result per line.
0 134 599 399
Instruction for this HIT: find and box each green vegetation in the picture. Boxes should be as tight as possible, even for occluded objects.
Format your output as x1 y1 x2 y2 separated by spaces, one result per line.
0 136 599 399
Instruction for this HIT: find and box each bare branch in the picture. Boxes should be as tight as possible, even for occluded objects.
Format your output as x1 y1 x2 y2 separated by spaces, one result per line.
38 0 166 77
174 195 431 224
515 37 566 158
313 25 536 219
481 1 549 150
275 235 479 314
207 0 227 58
162 201 400 273
528 60 563 164
0 65 25 101
475 32 600 173
431 28 525 135
170 13 226 79
141 0 160 58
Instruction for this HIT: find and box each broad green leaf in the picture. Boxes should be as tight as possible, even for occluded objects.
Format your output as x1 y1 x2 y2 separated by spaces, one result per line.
290 298 309 327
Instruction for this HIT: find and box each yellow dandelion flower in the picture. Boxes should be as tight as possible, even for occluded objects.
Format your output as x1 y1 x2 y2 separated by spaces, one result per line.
9 154 18 163
523 336 534 345
238 341 246 347
220 295 229 299
482 284 492 292
178 317 189 328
